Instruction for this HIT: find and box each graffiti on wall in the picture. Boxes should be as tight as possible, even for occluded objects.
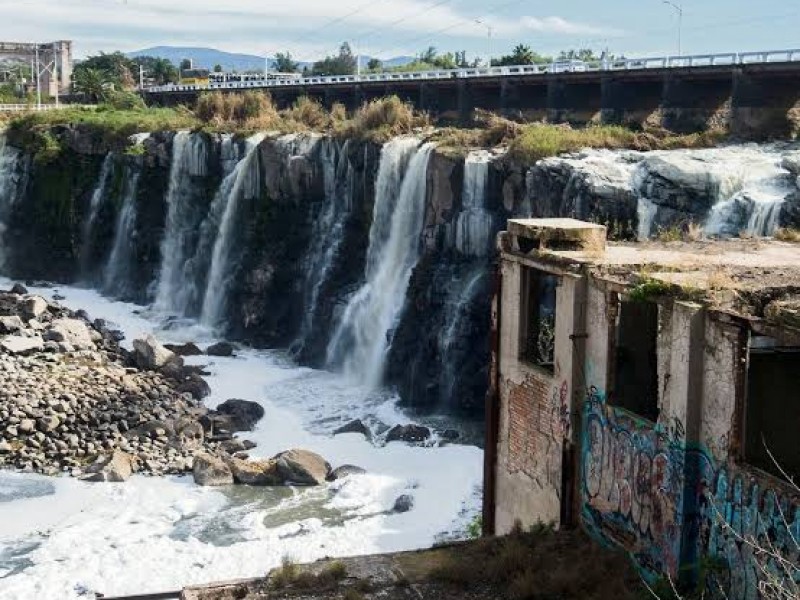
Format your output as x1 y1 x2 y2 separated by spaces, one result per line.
580 386 800 599
582 385 686 576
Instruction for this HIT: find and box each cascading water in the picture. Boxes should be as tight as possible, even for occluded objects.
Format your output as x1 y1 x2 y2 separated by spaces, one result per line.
79 153 115 276
102 168 141 298
199 133 267 330
439 269 488 405
153 131 209 313
292 138 353 354
702 146 794 237
326 139 433 389
454 151 495 257
172 134 242 316
0 135 24 271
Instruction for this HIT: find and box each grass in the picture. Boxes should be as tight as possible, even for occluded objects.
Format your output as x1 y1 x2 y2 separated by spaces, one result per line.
775 227 800 242
429 524 644 600
269 557 348 591
4 92 731 165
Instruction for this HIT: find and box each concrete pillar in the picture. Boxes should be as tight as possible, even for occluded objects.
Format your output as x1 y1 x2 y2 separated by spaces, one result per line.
500 79 520 118
457 80 474 124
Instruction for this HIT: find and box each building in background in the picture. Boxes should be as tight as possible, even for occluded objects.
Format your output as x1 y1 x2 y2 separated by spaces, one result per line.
0 41 73 96
483 218 800 599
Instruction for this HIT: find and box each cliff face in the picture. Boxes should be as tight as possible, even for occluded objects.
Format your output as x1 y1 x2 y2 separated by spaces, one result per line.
1 126 798 416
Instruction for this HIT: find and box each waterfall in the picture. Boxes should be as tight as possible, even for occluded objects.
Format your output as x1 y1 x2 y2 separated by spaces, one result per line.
171 134 242 316
703 149 793 238
455 151 495 257
79 153 115 276
439 269 488 405
637 197 659 241
326 139 433 389
199 133 266 330
153 131 209 313
0 135 25 272
102 167 141 298
292 138 353 354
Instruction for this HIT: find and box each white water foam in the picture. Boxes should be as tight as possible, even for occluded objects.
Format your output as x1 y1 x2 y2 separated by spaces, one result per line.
0 279 482 600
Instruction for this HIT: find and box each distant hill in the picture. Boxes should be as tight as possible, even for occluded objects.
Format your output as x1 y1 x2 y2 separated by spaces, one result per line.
126 46 415 73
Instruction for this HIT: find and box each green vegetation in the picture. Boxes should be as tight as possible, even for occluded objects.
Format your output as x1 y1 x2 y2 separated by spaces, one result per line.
71 51 179 102
309 42 357 76
273 52 300 73
492 44 551 67
466 514 483 538
628 278 675 303
269 557 348 591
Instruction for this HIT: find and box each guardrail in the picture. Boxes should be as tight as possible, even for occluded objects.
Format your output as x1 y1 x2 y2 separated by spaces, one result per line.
0 103 75 112
145 48 800 94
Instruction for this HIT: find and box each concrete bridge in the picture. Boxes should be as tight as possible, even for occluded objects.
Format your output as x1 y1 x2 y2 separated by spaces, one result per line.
144 49 800 136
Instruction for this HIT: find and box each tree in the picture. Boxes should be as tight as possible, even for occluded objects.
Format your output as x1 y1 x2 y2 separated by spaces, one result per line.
213 64 223 73
492 44 551 66
273 52 299 73
72 67 110 102
367 58 382 72
311 42 357 76
72 51 139 92
180 58 192 71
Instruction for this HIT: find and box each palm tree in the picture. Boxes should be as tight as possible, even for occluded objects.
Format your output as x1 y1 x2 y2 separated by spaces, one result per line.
72 68 109 103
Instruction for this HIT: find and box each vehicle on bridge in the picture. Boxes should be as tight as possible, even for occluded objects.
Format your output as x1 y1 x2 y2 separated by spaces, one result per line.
179 67 210 87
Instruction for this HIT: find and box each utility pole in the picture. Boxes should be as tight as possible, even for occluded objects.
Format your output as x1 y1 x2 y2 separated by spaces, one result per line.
662 1 683 56
139 64 145 89
475 19 493 66
265 54 269 80
34 45 41 109
53 42 60 107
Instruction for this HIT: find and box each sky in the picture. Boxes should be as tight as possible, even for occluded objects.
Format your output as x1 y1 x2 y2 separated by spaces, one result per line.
1 0 799 62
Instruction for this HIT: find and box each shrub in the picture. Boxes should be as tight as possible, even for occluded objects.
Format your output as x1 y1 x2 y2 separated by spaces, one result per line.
104 91 146 111
285 96 329 130
338 96 428 140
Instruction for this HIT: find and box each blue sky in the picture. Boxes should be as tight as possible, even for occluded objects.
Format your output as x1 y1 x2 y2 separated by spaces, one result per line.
1 0 798 61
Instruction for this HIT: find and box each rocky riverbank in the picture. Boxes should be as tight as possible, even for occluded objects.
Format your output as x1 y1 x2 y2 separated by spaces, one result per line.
0 283 355 488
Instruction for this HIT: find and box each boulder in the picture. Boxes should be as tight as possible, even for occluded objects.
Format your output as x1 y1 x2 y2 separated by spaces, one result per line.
274 449 331 486
226 457 281 486
132 335 183 371
36 415 61 433
177 374 211 400
206 342 235 357
439 429 461 441
392 494 414 513
165 342 204 356
333 419 371 439
385 424 431 443
328 465 367 481
0 439 11 453
173 418 205 450
9 283 28 295
192 453 234 486
0 335 44 355
22 296 48 320
44 318 95 351
216 399 265 432
82 451 134 483
782 151 800 178
0 315 24 334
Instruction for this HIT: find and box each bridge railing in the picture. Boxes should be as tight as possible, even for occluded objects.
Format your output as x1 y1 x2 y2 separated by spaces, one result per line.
145 48 800 94
0 103 74 113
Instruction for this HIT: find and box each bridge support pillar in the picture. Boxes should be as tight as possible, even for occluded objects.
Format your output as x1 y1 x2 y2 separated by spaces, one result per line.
458 81 474 124
600 75 663 128
731 69 800 138
547 79 602 125
500 80 520 119
661 73 732 133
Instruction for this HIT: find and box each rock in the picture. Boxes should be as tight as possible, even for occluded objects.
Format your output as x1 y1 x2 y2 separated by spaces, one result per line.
82 451 134 483
0 440 11 453
206 342 235 357
782 151 800 178
18 419 35 434
192 453 233 486
385 424 431 443
333 419 371 439
215 399 265 432
36 415 61 433
164 342 204 356
0 335 44 355
274 449 331 486
22 296 48 320
44 318 95 350
226 457 280 486
132 335 183 371
173 419 205 450
440 429 460 441
177 374 211 400
9 283 28 295
0 315 24 334
392 494 414 513
327 465 367 481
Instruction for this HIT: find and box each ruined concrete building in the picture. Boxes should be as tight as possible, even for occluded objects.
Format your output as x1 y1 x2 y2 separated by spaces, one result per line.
483 218 800 598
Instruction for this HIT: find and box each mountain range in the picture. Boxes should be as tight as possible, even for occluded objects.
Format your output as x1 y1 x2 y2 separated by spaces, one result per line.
126 46 415 72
